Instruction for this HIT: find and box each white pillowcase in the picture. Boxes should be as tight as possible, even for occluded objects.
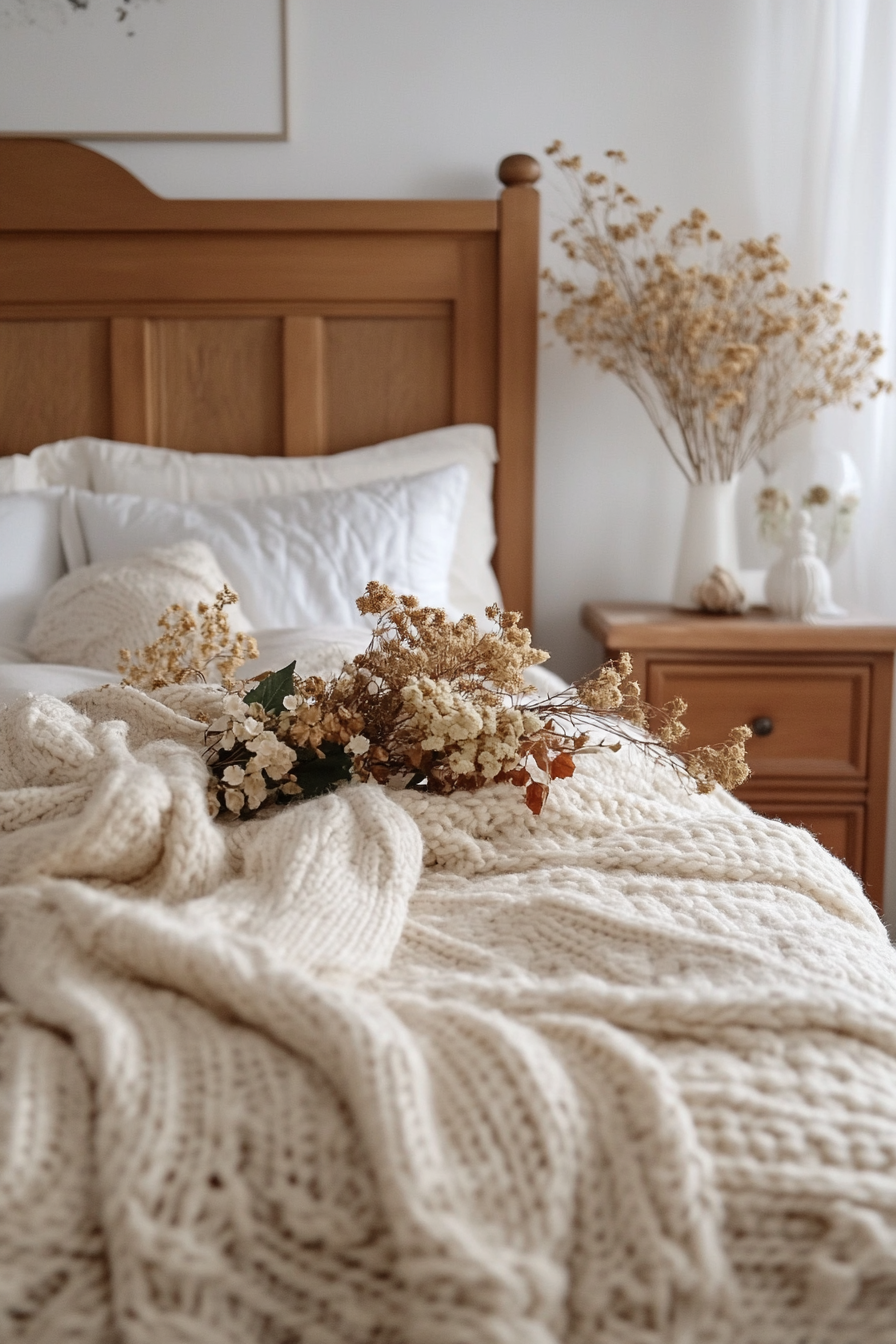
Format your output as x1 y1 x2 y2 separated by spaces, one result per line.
63 465 468 630
25 424 501 616
27 539 247 673
0 489 67 659
246 626 371 683
0 454 45 493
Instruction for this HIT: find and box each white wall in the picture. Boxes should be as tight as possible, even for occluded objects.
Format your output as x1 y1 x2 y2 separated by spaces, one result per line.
78 0 894 923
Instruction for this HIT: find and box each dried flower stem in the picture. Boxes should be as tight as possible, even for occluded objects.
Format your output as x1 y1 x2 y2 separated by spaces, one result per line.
118 586 258 690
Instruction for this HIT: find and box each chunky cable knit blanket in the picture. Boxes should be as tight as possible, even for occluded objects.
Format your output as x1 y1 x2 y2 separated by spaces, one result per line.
2 684 896 1343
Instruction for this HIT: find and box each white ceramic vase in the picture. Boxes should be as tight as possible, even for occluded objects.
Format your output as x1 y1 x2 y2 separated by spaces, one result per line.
672 478 740 610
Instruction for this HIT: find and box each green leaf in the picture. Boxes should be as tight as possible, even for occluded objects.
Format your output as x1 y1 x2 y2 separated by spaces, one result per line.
289 740 354 799
242 662 296 716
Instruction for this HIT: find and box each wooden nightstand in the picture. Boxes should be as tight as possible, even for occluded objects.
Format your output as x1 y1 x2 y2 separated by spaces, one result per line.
581 602 896 912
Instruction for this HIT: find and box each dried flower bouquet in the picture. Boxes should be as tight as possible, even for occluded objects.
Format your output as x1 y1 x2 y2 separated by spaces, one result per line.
120 581 751 818
542 144 890 482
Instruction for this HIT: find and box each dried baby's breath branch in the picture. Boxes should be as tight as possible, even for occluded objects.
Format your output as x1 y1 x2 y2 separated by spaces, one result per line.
542 142 891 482
684 725 753 793
198 582 750 819
119 586 258 691
534 650 749 797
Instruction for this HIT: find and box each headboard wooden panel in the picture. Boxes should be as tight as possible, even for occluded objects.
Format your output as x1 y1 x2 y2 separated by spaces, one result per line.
0 140 540 622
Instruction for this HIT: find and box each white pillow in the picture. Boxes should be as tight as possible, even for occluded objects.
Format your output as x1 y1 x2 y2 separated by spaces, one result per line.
62 465 468 630
0 454 45 493
0 489 66 658
27 539 249 673
246 626 371 683
26 424 501 616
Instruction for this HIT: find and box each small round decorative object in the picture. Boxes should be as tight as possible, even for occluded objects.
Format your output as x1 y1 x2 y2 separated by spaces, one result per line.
497 153 542 187
692 565 747 615
764 509 834 620
752 715 774 737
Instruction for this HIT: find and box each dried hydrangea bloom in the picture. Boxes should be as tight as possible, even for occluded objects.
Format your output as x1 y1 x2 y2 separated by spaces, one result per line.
399 676 544 781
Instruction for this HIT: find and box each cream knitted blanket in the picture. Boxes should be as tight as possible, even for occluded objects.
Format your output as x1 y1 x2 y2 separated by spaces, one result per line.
2 685 896 1343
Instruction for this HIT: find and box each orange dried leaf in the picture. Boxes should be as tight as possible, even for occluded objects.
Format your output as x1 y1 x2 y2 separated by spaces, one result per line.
529 737 551 773
525 780 549 815
549 751 576 780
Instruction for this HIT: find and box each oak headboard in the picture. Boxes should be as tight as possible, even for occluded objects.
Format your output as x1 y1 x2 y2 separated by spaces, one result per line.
0 140 540 622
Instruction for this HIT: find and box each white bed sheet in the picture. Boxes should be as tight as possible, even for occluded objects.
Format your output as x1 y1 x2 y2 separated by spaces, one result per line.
0 661 113 707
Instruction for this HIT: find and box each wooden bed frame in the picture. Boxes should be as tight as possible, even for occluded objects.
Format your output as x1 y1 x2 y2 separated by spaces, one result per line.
0 140 540 623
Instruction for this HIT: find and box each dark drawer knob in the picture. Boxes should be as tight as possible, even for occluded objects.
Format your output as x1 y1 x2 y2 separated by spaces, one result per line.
752 716 774 737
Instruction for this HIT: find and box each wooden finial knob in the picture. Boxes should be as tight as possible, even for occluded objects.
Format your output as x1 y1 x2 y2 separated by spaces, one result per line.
498 153 541 187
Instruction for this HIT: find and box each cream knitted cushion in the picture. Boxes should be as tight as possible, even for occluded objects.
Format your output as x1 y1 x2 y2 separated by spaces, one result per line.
26 539 252 673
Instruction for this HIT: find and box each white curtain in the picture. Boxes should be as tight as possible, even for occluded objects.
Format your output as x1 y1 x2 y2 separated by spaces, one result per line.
749 0 896 923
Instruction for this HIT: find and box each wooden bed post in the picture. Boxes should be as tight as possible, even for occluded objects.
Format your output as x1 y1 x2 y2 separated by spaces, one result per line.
496 153 541 630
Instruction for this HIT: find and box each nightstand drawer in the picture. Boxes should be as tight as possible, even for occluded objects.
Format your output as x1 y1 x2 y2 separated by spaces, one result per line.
646 661 871 779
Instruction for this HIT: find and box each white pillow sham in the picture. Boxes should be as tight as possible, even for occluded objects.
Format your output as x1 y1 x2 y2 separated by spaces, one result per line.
27 539 248 673
24 424 501 617
0 489 67 658
62 465 468 630
0 454 45 493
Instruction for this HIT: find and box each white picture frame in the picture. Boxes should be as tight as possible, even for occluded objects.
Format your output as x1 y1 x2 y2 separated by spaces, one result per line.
0 0 287 141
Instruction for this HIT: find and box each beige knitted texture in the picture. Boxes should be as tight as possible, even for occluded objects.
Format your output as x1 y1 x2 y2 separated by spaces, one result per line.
0 685 895 1342
25 538 251 671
